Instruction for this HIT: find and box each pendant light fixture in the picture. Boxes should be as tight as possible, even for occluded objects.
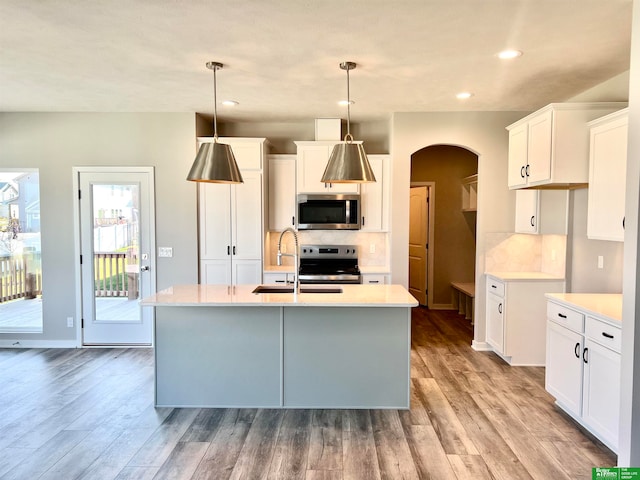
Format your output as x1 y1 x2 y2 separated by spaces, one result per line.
321 61 376 184
187 61 243 183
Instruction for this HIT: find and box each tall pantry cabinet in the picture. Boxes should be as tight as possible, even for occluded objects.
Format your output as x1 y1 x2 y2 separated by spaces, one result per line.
198 138 267 286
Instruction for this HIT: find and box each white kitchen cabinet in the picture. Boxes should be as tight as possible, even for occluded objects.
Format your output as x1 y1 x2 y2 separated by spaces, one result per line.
198 138 266 286
587 108 629 242
485 274 565 365
262 271 296 285
295 141 359 194
506 103 625 189
545 296 622 452
268 154 296 231
360 155 389 231
514 189 568 234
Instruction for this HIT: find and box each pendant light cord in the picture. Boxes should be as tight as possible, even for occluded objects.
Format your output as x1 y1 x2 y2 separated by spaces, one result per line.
346 65 351 140
212 64 219 140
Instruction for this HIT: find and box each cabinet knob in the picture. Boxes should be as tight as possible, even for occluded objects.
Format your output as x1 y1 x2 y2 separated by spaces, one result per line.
362 216 365 226
574 342 580 358
521 166 525 179
227 246 230 255
623 216 625 230
530 216 535 227
233 246 236 255
498 303 503 314
525 164 530 177
292 216 295 226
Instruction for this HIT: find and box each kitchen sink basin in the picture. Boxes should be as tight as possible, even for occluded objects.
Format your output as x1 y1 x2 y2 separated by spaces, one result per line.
252 285 343 294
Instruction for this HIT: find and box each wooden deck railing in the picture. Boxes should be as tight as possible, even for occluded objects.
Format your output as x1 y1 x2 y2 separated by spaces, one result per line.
0 253 42 303
0 251 137 303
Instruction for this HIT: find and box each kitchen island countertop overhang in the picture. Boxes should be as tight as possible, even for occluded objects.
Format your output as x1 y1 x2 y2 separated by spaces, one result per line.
143 284 418 409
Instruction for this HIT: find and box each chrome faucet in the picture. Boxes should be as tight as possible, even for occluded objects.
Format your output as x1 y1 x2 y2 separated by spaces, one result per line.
277 227 299 294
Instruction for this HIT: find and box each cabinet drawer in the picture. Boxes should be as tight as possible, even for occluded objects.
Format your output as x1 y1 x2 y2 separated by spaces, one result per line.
585 316 621 353
486 278 505 297
363 274 387 285
547 302 584 333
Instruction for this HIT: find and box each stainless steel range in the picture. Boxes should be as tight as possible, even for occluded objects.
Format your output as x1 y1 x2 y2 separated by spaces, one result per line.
298 244 362 284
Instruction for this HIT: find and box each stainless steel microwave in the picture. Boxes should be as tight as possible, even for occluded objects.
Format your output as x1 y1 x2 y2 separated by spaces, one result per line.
296 194 361 230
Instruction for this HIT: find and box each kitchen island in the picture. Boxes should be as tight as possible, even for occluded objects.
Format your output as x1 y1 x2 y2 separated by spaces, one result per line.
142 284 418 409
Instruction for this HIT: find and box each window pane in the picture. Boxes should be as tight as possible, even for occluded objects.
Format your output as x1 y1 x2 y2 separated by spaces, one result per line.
0 170 43 333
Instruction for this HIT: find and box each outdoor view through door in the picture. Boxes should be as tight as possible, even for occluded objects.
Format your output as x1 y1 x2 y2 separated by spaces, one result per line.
0 170 43 333
79 170 155 345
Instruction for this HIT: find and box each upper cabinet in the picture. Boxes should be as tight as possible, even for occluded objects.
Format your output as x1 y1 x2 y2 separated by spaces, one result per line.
587 108 629 242
267 154 296 231
515 189 568 235
506 103 626 190
361 155 390 232
295 141 359 194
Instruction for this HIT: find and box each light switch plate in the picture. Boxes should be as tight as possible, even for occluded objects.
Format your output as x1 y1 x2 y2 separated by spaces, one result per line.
158 247 173 258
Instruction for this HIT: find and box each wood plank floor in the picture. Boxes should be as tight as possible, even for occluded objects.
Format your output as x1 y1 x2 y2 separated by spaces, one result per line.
0 307 616 479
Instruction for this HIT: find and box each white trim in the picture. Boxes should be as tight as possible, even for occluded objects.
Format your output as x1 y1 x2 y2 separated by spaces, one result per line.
431 303 454 310
471 340 492 351
0 339 79 348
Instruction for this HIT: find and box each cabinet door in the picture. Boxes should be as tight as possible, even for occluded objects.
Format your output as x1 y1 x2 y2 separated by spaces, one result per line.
515 190 539 233
587 114 628 241
233 259 262 285
361 155 385 231
508 122 529 188
199 183 231 260
545 320 583 416
486 292 504 353
527 109 553 185
219 138 263 170
232 171 263 260
268 156 296 231
297 144 359 194
200 259 231 285
582 339 621 450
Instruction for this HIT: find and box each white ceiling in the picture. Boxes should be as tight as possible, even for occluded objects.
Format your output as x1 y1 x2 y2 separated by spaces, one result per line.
0 0 632 122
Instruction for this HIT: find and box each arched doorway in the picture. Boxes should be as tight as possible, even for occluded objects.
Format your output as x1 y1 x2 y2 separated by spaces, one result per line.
409 145 478 309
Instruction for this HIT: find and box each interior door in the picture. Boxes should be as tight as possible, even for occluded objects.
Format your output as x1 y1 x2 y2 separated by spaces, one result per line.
409 186 428 305
78 169 155 345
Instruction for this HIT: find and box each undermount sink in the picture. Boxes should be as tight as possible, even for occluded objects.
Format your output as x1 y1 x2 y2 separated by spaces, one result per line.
252 285 343 294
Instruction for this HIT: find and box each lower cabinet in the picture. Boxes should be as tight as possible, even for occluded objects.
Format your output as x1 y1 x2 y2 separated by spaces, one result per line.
545 298 621 452
485 274 564 366
362 273 389 285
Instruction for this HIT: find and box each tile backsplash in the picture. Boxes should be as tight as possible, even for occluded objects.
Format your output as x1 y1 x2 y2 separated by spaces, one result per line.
266 231 388 268
485 232 566 277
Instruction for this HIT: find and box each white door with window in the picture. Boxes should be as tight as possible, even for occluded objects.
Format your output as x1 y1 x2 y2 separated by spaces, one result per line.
76 168 155 345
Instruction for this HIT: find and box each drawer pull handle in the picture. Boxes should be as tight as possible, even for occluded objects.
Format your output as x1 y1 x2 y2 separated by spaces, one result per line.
602 332 614 339
491 284 497 289
557 313 567 319
574 342 580 358
498 303 503 314
275 280 285 283
369 280 380 284
583 347 589 364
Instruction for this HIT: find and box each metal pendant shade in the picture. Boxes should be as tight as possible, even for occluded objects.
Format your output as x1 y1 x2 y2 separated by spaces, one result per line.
321 61 376 184
187 141 243 183
187 61 243 183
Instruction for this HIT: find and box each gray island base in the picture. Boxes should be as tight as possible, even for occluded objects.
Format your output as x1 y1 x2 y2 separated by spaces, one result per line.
143 284 418 409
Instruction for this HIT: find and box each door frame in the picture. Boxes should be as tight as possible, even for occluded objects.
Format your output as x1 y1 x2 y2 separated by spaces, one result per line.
72 166 157 347
410 181 435 309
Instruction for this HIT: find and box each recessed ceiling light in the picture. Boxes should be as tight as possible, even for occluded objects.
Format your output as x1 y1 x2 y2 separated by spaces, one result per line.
222 100 239 106
456 92 473 100
338 100 355 106
498 49 523 60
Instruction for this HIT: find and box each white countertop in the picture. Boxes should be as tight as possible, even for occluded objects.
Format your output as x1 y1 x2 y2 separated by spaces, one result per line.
142 284 418 307
486 271 565 281
546 293 622 323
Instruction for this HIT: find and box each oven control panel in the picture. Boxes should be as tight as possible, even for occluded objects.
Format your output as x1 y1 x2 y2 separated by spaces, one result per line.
300 244 358 259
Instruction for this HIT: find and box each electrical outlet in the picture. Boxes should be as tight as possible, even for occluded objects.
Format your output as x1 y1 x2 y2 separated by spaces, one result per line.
369 243 376 254
598 256 604 269
158 247 173 258
67 316 74 328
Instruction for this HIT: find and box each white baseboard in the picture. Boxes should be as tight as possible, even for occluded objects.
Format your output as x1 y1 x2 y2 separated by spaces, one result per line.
471 340 493 351
0 339 80 348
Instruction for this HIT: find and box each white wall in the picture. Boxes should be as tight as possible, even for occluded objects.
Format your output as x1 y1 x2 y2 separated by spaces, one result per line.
390 111 525 346
0 113 198 344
